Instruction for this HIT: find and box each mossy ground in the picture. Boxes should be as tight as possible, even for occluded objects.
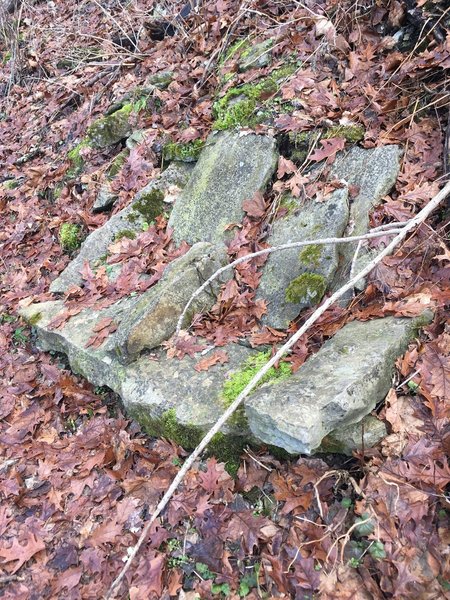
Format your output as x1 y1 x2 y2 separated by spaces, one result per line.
285 272 327 304
58 223 82 253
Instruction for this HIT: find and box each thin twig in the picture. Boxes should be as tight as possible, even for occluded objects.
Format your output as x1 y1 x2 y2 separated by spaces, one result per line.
105 181 450 599
349 239 363 281
175 223 409 335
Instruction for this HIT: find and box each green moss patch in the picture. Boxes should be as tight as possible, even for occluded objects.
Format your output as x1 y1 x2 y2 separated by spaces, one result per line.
212 79 278 130
113 229 136 242
324 124 365 143
129 407 245 475
162 139 205 163
221 351 292 427
67 141 90 177
127 188 165 224
285 272 327 304
58 223 82 253
284 124 365 164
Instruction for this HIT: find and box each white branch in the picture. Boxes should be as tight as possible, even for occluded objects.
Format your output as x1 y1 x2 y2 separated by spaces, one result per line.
105 181 450 599
175 222 409 335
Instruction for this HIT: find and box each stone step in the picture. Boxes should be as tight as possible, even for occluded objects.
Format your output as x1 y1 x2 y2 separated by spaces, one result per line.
245 313 431 454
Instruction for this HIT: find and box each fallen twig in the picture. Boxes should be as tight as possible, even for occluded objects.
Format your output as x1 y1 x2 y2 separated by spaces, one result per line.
105 181 450 599
175 221 409 334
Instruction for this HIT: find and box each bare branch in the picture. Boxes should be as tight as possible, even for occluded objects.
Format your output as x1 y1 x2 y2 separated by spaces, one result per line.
105 181 450 600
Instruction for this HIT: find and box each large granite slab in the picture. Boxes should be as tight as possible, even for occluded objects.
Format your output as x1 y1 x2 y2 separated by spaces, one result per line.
257 190 349 329
168 131 278 246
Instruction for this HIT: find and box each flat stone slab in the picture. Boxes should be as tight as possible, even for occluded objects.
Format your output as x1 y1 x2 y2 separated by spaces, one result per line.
19 299 255 437
168 131 278 246
257 190 349 329
330 145 402 288
50 162 193 293
245 314 429 454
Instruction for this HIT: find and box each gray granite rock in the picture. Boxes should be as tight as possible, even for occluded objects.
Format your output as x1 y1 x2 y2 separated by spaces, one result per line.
245 314 430 454
92 180 118 213
330 145 402 290
169 131 278 246
113 242 231 362
51 162 194 293
257 190 349 329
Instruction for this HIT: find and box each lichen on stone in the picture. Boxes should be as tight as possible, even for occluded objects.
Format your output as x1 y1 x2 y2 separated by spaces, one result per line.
285 272 327 304
127 188 165 224
58 223 82 253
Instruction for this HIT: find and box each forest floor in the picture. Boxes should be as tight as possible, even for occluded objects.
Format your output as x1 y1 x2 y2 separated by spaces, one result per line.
0 1 449 598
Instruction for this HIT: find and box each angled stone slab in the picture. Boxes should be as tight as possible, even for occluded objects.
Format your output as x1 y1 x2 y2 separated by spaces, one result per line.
245 314 430 454
113 242 231 362
32 243 229 363
256 190 349 330
168 131 278 246
50 162 193 293
19 299 254 439
330 145 402 289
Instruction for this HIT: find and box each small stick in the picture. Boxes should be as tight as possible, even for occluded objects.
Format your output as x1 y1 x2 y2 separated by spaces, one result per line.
349 239 363 281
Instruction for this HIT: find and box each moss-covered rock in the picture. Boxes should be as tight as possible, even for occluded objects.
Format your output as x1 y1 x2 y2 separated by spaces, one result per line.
238 38 273 72
67 141 90 177
51 162 194 293
283 124 365 164
212 79 278 130
257 191 349 329
222 350 291 407
86 103 133 149
113 229 136 242
145 70 174 90
127 188 165 225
